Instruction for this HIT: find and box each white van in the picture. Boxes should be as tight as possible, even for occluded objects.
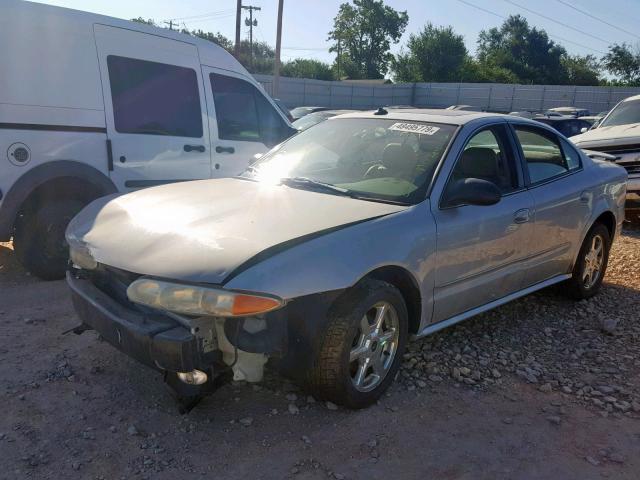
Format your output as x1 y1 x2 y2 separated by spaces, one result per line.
0 0 295 279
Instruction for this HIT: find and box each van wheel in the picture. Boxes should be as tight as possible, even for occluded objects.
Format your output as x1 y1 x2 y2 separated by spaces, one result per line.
565 223 611 300
307 279 408 409
13 199 85 280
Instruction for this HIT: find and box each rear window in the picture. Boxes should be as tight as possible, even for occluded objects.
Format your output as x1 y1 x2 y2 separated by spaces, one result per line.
107 55 202 138
515 127 571 183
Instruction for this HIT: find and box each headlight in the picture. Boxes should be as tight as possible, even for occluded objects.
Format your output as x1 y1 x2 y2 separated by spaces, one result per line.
126 278 283 317
69 243 97 270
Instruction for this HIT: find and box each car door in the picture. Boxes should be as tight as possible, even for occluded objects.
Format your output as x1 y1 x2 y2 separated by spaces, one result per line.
203 67 293 178
431 123 535 323
510 124 591 287
94 25 211 190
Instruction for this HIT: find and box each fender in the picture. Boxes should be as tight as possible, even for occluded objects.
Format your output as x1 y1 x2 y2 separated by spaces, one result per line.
0 160 117 240
570 188 620 270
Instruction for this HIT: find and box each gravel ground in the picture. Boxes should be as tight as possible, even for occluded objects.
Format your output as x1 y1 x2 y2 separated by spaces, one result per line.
1 224 639 479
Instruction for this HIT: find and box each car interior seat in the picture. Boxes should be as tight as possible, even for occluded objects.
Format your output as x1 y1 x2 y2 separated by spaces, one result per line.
365 143 418 180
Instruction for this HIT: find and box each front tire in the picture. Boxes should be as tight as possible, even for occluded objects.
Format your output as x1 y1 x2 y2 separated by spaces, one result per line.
13 199 85 280
307 279 408 409
565 223 611 300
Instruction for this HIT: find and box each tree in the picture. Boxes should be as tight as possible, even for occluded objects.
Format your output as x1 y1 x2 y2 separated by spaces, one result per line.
392 24 468 82
188 30 234 51
130 17 157 26
281 59 334 80
477 15 567 84
602 43 640 85
328 0 408 79
561 54 602 86
459 58 520 84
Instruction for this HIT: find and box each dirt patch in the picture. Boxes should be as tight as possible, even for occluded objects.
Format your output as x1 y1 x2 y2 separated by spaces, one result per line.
1 228 639 479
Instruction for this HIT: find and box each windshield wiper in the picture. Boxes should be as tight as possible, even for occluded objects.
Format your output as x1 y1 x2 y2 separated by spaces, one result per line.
280 177 354 197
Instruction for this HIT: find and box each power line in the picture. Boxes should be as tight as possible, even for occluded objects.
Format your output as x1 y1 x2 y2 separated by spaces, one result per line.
555 0 640 40
180 14 235 27
165 9 235 23
503 0 612 45
282 47 327 51
454 0 606 55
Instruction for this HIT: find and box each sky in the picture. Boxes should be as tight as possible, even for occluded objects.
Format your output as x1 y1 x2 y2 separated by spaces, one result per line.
35 0 640 66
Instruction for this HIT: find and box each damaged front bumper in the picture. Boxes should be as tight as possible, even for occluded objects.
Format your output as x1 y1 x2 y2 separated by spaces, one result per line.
67 271 209 373
67 265 345 403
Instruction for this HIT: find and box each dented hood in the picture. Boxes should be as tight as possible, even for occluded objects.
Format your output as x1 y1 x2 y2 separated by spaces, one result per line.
67 178 407 284
570 123 640 147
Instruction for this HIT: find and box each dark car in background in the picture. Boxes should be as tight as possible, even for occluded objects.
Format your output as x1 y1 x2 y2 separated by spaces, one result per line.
292 110 358 131
290 106 331 121
273 98 294 122
534 117 593 138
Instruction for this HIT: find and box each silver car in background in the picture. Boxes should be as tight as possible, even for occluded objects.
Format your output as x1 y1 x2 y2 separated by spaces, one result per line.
66 109 627 410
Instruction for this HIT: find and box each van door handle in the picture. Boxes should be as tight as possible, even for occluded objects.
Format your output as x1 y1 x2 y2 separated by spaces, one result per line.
215 146 235 154
514 208 531 224
184 144 206 153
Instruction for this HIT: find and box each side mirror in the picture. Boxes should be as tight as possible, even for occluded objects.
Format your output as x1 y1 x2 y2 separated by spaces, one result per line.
580 127 588 133
443 178 501 208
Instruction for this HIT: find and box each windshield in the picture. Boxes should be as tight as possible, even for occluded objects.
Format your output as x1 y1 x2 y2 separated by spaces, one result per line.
241 118 457 204
600 99 640 127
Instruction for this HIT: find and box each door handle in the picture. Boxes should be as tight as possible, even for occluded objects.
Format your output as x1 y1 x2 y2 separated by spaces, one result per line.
514 208 531 224
184 144 206 153
215 146 235 154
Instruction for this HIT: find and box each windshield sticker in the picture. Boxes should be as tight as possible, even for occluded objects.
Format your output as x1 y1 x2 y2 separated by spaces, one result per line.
389 123 440 135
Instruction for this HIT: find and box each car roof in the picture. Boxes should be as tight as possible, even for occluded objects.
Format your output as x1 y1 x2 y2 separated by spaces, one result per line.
332 108 533 126
535 116 587 123
620 94 640 103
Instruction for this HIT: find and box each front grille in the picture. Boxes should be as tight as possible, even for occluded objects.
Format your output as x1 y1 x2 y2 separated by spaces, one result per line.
86 265 141 310
585 145 640 175
587 143 640 154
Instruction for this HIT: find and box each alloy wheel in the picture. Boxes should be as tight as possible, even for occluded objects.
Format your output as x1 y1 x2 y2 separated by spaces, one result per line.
349 301 400 392
582 233 604 289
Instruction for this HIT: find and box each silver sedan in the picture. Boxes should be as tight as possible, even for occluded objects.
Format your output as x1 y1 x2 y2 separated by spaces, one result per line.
66 109 627 410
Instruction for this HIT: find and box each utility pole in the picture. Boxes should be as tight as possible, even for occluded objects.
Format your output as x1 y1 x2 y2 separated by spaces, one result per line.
234 0 242 57
273 0 284 97
336 37 341 80
163 20 174 30
242 5 261 69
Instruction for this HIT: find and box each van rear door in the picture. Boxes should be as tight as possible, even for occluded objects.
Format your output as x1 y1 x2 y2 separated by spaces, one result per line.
94 24 211 190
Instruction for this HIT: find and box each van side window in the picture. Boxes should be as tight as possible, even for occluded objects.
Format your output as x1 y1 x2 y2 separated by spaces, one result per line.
106 55 202 138
210 73 288 145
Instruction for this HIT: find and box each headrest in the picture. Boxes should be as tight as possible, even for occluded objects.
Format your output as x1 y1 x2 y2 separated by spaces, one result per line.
382 143 417 175
458 147 498 178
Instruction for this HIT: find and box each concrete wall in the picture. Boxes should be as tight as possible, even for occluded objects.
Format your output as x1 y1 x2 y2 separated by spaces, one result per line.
255 74 640 113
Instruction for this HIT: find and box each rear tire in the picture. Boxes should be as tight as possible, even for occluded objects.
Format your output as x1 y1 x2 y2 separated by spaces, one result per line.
306 279 408 409
13 199 85 280
565 223 610 300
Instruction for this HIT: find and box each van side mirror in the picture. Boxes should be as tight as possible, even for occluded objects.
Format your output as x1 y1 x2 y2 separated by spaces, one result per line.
442 178 501 208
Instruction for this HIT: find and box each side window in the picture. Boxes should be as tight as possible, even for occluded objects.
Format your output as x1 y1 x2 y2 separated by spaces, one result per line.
210 73 288 145
449 126 518 194
560 138 582 170
210 73 260 141
107 55 202 138
255 93 289 146
514 126 569 184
